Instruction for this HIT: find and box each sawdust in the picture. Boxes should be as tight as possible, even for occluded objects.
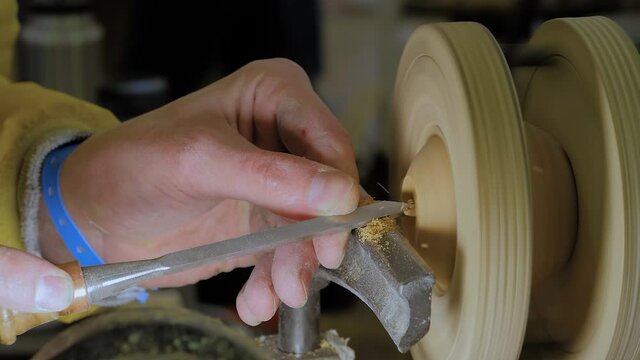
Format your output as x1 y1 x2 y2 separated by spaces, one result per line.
256 334 346 359
356 217 397 246
355 196 398 252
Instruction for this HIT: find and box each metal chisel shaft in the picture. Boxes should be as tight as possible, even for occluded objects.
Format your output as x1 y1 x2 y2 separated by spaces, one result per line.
82 201 407 304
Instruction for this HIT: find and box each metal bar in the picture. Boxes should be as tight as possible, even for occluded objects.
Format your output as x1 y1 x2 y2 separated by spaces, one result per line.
278 279 326 354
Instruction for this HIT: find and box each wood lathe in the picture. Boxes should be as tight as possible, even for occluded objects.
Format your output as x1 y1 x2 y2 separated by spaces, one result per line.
394 15 640 360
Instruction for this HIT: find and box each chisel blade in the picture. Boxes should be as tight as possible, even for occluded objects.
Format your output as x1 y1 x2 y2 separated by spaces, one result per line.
83 201 407 304
160 201 407 272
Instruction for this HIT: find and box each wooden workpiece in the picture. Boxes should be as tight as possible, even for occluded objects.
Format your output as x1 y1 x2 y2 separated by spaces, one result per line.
393 17 640 359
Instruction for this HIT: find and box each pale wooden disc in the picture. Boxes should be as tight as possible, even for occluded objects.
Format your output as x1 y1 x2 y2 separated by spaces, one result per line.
393 22 533 359
515 17 640 359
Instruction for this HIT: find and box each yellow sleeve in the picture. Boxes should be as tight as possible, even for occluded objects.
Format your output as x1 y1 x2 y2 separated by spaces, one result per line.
0 0 117 323
0 82 120 324
0 0 120 253
0 82 120 251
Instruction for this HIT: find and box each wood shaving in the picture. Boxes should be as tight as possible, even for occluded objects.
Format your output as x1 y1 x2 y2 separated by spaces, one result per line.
357 216 397 244
356 196 397 247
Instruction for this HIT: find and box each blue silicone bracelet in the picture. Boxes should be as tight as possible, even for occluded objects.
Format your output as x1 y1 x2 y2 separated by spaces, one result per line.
42 144 103 265
42 143 148 303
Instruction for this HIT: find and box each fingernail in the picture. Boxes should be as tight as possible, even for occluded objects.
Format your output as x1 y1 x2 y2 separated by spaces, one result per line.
35 275 74 312
293 265 315 308
238 284 261 326
242 305 262 326
308 170 355 215
324 235 348 269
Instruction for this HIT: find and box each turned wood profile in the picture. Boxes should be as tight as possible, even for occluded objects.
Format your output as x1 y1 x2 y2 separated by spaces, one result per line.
393 17 640 360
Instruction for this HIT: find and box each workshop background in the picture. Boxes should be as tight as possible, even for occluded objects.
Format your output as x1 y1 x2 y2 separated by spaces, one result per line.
6 0 640 359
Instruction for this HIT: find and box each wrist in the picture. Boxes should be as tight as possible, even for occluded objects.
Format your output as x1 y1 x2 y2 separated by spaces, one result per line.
58 151 107 260
38 196 73 263
40 143 106 265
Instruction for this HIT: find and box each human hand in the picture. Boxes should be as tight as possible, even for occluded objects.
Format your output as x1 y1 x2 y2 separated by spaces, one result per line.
39 59 359 325
0 246 73 312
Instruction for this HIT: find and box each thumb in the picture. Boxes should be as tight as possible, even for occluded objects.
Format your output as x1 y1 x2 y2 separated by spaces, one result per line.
0 247 73 313
211 149 359 218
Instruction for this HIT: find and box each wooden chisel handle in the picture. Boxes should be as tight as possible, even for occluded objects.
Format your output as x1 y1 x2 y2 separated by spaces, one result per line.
0 262 90 345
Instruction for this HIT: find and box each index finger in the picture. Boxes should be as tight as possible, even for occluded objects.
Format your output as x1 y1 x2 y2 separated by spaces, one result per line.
275 98 358 179
244 59 359 179
247 60 360 270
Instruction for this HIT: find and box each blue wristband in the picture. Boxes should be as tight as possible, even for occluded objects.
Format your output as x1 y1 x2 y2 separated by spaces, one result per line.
42 143 148 304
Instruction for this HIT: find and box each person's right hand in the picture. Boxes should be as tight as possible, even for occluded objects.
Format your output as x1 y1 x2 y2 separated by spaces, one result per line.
38 59 359 325
0 246 72 313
